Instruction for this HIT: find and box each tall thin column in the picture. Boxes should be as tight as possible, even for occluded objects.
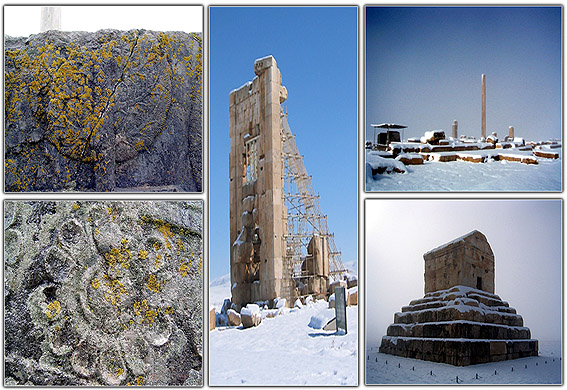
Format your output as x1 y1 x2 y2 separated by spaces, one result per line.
481 74 486 139
509 126 514 140
452 120 458 139
40 7 61 32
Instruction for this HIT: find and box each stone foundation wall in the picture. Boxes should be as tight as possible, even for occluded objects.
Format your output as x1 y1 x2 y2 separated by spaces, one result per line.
380 337 538 366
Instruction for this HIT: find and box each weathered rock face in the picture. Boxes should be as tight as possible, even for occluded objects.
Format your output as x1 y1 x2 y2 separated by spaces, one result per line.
4 201 203 386
5 29 202 192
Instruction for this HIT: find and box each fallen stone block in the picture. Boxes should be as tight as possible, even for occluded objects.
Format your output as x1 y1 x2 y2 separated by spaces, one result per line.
210 308 216 331
498 154 539 165
227 309 241 326
430 153 458 162
347 289 358 306
323 318 337 331
457 154 487 163
534 150 559 159
241 304 261 329
329 280 347 294
396 154 424 165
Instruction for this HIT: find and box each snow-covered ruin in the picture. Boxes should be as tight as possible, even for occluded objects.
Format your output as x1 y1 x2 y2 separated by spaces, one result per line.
379 230 538 366
228 56 346 310
366 74 561 191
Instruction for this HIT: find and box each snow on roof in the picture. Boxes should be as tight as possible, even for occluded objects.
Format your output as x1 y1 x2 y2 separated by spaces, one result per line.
229 80 252 95
254 54 275 63
424 230 482 256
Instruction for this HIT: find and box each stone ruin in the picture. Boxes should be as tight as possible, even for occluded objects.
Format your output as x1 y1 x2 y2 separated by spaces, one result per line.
229 56 340 310
379 230 538 366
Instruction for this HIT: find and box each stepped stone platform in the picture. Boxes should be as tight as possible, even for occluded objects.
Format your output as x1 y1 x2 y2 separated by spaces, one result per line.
379 285 538 366
379 231 537 366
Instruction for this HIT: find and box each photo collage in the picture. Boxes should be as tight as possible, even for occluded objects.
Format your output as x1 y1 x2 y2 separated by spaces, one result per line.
2 3 563 387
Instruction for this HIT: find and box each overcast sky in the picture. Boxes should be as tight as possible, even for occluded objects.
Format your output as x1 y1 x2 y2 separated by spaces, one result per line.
366 6 561 143
4 5 202 36
209 7 358 280
366 199 562 348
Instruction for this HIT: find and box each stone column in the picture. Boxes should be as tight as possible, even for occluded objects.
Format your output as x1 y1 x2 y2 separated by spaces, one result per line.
452 120 458 139
229 56 288 307
509 126 514 140
40 7 61 32
481 74 486 139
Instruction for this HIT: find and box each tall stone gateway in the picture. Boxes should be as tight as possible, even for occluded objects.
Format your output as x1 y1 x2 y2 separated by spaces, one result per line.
379 230 538 366
229 56 344 308
229 56 288 308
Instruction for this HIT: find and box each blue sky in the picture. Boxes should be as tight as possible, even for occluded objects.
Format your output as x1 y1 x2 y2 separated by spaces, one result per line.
366 6 562 142
366 199 562 346
209 7 358 280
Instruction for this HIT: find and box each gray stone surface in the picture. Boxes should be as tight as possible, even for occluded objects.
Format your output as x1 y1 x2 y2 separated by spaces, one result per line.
5 29 202 192
4 201 203 386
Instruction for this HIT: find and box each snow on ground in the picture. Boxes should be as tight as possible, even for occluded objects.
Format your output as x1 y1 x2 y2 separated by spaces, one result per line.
209 274 231 311
365 148 561 191
209 275 358 385
366 340 561 384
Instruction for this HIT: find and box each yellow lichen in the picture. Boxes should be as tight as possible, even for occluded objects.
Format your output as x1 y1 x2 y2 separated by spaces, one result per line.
178 262 189 277
91 277 100 289
102 275 128 306
46 300 61 319
146 274 161 293
104 239 131 270
138 249 148 260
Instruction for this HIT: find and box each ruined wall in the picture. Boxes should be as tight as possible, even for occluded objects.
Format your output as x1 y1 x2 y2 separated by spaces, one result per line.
4 201 203 386
303 235 330 296
5 29 202 192
229 56 290 307
424 230 495 294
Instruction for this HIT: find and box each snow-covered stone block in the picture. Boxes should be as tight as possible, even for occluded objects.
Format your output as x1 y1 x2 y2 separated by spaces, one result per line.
366 152 406 175
308 308 336 329
274 297 286 309
396 153 424 165
227 309 241 326
241 304 261 329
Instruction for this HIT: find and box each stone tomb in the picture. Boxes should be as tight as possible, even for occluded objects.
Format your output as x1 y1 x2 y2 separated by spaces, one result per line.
379 230 538 366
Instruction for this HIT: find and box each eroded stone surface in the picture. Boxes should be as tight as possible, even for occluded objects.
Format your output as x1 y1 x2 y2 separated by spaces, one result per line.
5 29 202 192
4 200 203 386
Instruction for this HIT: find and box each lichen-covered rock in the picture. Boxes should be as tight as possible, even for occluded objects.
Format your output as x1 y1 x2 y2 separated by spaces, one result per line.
5 29 202 192
4 201 203 386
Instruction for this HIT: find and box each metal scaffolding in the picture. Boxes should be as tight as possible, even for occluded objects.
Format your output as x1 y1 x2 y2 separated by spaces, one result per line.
280 110 347 283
